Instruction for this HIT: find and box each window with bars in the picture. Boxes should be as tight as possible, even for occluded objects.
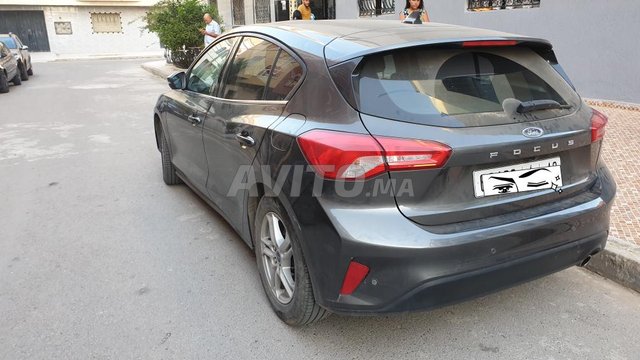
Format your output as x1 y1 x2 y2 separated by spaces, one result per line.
233 0 245 25
468 0 540 11
254 0 271 23
90 12 122 33
359 0 395 17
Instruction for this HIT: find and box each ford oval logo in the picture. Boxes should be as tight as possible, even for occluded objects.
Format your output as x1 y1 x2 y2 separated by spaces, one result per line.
522 127 544 138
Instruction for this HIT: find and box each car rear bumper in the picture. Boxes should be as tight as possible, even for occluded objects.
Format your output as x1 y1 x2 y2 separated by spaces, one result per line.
330 232 606 315
299 166 615 315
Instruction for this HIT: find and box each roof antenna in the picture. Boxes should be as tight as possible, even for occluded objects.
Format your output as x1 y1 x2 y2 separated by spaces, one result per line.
402 11 422 24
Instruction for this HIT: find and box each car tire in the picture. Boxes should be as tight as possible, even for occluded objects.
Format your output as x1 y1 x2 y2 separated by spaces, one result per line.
159 130 182 185
11 70 21 85
19 63 29 81
254 197 330 326
27 66 33 76
0 71 8 93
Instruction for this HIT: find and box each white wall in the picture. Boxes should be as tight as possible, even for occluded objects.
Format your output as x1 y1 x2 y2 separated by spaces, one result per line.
1 5 161 55
425 0 640 103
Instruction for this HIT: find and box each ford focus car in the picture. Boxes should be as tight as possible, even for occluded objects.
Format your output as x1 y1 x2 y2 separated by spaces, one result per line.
153 20 616 326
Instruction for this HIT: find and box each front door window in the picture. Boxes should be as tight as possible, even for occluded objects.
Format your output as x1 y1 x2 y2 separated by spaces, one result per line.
187 37 238 95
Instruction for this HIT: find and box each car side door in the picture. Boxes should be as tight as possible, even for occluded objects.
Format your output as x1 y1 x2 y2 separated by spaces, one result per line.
0 44 17 79
203 35 305 230
162 37 237 194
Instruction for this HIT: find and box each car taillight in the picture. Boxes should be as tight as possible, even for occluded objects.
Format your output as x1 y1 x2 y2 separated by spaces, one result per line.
462 40 518 47
591 108 608 142
375 136 452 172
297 130 386 180
297 130 452 180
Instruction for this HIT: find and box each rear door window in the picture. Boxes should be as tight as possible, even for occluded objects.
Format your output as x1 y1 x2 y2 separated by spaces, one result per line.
220 36 280 101
355 47 580 127
264 50 303 101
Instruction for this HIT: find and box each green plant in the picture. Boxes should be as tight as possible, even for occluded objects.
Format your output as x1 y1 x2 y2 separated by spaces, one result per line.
143 0 222 52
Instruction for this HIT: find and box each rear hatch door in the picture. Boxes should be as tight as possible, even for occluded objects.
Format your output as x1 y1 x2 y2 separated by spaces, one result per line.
347 43 603 230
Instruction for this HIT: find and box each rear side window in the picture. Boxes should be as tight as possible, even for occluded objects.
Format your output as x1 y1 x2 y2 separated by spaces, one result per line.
355 47 580 127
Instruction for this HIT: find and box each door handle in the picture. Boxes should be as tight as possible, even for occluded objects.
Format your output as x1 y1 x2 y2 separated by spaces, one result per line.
235 132 256 148
188 115 201 126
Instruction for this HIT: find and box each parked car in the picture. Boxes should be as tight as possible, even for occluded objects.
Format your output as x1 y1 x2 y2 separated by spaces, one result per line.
0 33 32 81
153 21 616 326
0 41 21 93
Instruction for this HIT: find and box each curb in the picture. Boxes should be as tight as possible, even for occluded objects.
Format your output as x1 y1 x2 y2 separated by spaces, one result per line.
141 61 182 80
140 61 640 295
585 99 640 112
32 53 164 64
586 237 640 293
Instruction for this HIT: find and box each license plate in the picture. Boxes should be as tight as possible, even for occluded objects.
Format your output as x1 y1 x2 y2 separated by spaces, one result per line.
473 157 563 198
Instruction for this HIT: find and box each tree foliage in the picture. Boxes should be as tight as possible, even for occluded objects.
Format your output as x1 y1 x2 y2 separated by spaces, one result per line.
144 0 222 52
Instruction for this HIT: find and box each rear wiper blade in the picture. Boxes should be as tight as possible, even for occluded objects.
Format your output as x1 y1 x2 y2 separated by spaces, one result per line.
516 100 571 114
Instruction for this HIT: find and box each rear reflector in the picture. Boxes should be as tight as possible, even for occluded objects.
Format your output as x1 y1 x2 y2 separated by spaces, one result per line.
297 130 452 180
590 108 608 142
462 40 518 47
339 260 370 295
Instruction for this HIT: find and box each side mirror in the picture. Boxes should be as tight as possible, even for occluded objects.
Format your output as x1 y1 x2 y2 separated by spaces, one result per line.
21 45 29 51
403 11 422 24
167 71 186 90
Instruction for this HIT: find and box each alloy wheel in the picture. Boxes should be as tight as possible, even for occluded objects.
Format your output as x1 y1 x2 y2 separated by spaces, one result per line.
260 212 295 304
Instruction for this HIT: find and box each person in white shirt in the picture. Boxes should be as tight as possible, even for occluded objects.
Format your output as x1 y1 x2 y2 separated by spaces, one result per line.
199 13 221 47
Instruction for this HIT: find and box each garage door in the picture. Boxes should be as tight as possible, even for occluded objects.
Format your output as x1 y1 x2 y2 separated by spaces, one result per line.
0 11 50 52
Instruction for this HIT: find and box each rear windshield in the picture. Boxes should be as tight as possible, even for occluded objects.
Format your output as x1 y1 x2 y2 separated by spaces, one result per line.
0 37 17 49
354 47 580 127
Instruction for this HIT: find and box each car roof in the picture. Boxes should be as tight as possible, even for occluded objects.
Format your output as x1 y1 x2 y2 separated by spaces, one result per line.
229 20 551 66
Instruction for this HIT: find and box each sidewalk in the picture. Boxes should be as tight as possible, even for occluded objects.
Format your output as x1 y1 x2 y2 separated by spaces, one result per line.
31 51 164 63
141 60 640 293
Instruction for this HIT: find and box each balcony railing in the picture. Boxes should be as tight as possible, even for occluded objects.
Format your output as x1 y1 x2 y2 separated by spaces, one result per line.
359 0 395 17
468 0 540 11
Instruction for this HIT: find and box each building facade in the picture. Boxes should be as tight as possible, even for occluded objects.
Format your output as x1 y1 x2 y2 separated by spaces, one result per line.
213 0 401 27
0 0 161 55
2 0 635 103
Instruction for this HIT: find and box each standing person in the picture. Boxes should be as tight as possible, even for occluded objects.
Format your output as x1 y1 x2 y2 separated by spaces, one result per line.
400 0 430 23
199 13 221 47
297 0 313 20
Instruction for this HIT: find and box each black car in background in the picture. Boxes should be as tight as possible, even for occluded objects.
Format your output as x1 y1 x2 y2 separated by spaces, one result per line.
0 33 33 81
153 21 616 326
0 41 21 93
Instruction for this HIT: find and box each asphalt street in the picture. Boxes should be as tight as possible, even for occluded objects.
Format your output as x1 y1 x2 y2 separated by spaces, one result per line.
1 59 639 360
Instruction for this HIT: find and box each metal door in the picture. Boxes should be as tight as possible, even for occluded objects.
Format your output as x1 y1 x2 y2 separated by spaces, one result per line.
0 11 50 52
311 0 336 19
274 0 290 21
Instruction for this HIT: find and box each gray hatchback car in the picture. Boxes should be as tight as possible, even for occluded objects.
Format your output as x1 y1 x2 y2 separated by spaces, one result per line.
154 20 616 326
